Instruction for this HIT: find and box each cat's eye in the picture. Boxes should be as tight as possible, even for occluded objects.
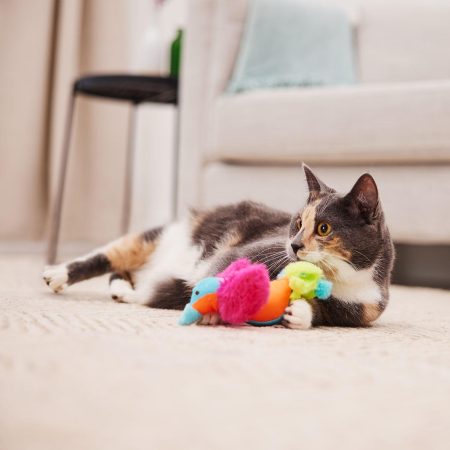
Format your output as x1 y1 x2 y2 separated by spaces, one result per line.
296 218 302 230
317 222 332 237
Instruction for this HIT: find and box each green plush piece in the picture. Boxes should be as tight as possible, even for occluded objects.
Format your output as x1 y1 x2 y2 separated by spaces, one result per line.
281 261 325 300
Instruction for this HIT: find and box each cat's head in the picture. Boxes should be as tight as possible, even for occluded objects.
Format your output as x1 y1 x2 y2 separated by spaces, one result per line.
287 165 393 281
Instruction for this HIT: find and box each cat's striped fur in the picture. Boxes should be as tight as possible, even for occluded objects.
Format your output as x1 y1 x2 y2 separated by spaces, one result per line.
43 165 395 329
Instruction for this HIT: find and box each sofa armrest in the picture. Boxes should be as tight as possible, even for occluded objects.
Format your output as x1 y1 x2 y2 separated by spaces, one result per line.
178 0 249 214
178 0 216 215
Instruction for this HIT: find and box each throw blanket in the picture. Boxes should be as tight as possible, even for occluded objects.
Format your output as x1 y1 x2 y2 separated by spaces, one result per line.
227 0 356 93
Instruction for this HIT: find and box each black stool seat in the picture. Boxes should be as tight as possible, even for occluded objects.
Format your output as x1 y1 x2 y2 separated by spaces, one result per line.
46 73 180 264
74 74 178 105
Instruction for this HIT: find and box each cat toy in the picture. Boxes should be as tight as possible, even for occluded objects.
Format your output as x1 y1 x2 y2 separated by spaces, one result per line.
179 259 333 326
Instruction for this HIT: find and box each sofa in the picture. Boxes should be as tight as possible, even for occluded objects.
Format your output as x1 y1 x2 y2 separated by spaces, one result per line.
177 0 450 244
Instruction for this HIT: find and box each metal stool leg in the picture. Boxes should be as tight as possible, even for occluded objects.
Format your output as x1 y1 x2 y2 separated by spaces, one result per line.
46 93 77 264
121 104 138 234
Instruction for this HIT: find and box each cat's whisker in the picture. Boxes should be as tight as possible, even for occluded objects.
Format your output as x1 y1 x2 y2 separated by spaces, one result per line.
258 255 288 270
250 246 285 262
351 248 373 264
255 250 289 264
265 253 289 266
266 257 290 275
323 252 349 267
295 249 343 282
254 249 290 275
316 257 340 281
323 252 358 272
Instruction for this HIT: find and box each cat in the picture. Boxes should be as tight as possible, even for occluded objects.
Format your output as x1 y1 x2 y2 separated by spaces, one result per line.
43 164 395 329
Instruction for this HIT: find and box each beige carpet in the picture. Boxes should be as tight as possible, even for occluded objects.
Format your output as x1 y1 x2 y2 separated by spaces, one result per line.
0 254 449 450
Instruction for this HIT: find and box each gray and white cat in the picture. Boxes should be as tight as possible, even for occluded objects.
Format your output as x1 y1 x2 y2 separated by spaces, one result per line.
43 165 395 329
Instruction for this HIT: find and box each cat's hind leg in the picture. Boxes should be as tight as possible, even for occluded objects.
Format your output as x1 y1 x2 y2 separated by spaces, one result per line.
43 227 162 293
109 272 135 303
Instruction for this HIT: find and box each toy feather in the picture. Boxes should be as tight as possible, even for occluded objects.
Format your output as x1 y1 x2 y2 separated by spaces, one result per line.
217 259 270 324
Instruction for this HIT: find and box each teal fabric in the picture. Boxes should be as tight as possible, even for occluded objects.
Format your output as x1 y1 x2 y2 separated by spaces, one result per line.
179 304 202 326
227 0 356 93
247 317 283 327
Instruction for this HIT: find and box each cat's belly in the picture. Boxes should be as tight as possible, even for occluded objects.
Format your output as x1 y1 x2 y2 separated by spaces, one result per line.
132 221 210 302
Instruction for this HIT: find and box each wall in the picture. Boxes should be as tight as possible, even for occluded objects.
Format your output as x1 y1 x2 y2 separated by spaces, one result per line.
0 0 186 245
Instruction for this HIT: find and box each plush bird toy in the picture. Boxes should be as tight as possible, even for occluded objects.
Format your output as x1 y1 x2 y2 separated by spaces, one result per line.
179 259 332 326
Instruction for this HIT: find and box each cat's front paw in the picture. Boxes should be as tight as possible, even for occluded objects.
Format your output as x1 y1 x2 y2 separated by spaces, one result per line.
43 265 68 293
282 301 313 330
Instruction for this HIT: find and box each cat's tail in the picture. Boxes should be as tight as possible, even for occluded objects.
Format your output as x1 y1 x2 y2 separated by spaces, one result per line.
43 227 162 293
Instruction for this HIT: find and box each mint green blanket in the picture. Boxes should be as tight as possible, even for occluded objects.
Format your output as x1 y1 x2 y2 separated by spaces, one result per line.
227 0 356 93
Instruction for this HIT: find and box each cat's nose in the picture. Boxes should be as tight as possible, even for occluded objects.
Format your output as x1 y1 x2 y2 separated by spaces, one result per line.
291 242 304 254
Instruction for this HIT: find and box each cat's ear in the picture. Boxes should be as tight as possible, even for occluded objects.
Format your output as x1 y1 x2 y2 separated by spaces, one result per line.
346 173 380 222
302 163 334 201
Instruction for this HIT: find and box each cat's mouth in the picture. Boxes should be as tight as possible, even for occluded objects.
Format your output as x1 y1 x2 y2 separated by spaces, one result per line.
286 245 346 282
286 242 321 264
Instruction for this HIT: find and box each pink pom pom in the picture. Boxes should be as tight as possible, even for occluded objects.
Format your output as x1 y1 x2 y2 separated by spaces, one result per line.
217 258 252 278
217 260 270 324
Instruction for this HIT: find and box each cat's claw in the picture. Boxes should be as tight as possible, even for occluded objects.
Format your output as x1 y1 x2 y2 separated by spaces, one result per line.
282 301 313 330
43 265 69 293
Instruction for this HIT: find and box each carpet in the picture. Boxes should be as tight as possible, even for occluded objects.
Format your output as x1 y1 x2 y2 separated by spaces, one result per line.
0 254 449 450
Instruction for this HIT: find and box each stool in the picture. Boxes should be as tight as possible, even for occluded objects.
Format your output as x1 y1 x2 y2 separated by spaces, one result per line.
46 75 179 264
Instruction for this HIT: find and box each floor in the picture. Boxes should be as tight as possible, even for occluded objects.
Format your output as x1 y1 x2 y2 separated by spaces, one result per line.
1 254 449 450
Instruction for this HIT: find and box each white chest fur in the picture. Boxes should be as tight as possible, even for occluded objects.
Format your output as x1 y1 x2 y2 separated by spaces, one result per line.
327 256 382 305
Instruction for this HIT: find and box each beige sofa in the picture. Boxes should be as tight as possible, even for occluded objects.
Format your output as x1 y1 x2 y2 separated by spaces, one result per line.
178 0 450 244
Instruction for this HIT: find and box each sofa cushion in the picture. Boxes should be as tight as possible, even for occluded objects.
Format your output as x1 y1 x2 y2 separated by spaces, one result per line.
201 162 450 244
208 80 450 164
